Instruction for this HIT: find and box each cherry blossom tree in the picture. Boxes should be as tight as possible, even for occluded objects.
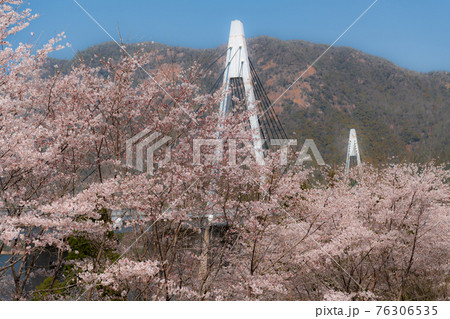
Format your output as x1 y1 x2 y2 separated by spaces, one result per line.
279 164 449 300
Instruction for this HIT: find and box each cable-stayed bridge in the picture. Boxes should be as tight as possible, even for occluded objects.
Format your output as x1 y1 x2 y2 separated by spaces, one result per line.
109 20 362 224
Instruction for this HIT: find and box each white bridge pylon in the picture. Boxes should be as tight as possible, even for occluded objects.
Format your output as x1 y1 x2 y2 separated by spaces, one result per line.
345 128 361 174
219 20 265 165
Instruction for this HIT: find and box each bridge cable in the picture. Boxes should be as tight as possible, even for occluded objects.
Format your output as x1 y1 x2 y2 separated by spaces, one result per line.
249 58 288 141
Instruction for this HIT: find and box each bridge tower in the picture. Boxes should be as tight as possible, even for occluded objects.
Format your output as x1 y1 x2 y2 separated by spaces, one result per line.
219 20 265 165
345 128 361 174
201 20 289 282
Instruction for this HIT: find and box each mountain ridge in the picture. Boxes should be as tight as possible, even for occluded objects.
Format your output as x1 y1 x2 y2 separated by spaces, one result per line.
45 36 450 164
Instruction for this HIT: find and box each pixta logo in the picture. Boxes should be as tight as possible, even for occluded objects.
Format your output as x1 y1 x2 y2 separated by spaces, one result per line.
126 129 325 175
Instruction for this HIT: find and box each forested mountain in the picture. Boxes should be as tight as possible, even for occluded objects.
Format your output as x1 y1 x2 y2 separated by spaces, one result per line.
46 36 450 164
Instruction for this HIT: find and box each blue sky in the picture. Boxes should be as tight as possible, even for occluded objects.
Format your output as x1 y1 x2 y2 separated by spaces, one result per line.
12 0 450 72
